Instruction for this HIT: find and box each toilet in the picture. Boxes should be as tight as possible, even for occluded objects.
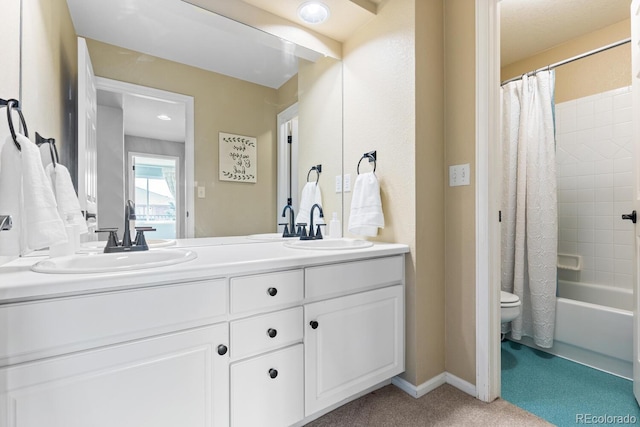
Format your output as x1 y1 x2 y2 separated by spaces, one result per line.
501 291 521 323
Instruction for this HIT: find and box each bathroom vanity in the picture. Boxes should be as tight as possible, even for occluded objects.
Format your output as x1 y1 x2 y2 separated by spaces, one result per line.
0 239 408 426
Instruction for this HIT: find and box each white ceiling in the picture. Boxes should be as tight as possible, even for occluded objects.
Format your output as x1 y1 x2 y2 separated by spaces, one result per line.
501 0 631 66
96 91 187 143
240 0 380 42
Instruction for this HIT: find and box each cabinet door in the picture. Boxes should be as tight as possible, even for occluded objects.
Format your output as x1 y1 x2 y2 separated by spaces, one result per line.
0 324 229 427
231 344 304 427
305 285 404 416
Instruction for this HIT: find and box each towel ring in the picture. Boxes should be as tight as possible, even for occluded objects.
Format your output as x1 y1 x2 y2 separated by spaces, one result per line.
36 132 59 168
307 164 322 184
1 99 28 151
357 151 377 174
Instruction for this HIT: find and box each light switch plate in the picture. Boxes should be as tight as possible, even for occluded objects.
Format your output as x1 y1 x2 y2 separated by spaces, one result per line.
335 175 342 193
344 174 352 192
449 164 470 187
197 186 206 198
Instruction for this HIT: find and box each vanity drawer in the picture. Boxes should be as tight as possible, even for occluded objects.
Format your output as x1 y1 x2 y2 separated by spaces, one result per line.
230 344 304 427
230 269 303 314
0 279 227 367
230 307 303 360
305 255 404 299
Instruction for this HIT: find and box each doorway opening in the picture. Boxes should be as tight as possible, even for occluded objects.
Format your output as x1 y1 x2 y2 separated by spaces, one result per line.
277 103 299 232
94 77 195 238
129 153 180 239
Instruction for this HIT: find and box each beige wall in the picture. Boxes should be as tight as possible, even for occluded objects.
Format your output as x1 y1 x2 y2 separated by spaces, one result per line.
0 0 21 121
344 0 446 386
297 57 343 227
277 74 298 114
415 0 446 384
85 39 280 237
444 0 477 386
502 19 631 103
21 0 77 169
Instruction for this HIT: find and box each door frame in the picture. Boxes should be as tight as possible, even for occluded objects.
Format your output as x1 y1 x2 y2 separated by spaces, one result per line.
476 0 501 402
95 77 195 238
277 103 299 231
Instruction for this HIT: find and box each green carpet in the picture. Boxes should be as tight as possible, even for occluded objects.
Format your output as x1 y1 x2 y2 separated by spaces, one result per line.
501 340 640 426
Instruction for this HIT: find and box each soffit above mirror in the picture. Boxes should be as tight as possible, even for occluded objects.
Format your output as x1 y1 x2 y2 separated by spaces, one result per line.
501 0 630 67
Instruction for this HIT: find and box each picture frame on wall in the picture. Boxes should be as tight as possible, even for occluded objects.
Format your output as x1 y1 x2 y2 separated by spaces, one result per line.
219 132 257 183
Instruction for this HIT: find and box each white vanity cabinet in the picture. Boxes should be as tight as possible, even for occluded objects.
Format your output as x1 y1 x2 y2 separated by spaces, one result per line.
0 324 229 427
303 256 405 416
228 270 305 427
0 245 408 427
0 278 230 427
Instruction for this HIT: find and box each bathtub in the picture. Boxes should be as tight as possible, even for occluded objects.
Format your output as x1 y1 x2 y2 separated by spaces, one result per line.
513 280 633 379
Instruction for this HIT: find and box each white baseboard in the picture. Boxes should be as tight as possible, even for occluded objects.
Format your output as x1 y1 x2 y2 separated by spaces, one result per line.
445 372 477 396
392 372 477 399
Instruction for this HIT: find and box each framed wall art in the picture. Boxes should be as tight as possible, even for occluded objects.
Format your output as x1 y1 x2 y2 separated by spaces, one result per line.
219 132 257 183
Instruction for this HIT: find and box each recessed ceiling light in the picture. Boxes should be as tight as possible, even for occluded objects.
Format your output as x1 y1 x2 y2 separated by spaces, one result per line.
297 2 330 25
157 114 172 121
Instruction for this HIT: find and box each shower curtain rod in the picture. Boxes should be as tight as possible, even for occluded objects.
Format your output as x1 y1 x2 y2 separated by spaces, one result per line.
500 38 631 86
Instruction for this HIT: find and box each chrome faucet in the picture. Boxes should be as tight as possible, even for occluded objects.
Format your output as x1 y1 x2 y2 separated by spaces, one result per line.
301 203 324 240
279 204 297 237
0 215 12 231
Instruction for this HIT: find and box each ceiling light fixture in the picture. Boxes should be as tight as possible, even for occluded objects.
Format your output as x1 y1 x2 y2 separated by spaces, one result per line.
157 114 172 121
297 1 330 25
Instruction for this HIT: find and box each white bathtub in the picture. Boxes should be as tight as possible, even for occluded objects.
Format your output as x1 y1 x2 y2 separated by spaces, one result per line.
513 280 633 379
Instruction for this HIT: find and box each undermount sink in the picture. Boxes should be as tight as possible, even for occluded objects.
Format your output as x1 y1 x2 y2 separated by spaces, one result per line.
78 239 176 253
31 248 197 274
284 238 374 250
246 233 297 242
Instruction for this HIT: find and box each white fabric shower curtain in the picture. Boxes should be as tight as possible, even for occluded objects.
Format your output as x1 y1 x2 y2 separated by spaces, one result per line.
501 71 558 348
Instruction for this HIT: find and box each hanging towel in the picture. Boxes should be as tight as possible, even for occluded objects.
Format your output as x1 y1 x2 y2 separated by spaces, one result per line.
0 134 67 256
295 182 323 226
0 136 23 256
348 171 384 237
46 163 89 234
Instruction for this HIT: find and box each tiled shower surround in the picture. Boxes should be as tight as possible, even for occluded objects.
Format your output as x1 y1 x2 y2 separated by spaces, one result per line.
555 86 634 290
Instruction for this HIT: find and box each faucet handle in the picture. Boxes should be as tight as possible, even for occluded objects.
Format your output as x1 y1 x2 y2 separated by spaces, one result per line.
278 222 291 237
0 215 12 231
134 227 155 248
296 223 308 238
315 223 326 240
95 228 120 250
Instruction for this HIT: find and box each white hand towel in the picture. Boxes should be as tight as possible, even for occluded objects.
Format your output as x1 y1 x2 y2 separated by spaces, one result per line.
46 163 89 234
348 172 384 237
295 182 324 226
0 134 67 256
0 136 23 256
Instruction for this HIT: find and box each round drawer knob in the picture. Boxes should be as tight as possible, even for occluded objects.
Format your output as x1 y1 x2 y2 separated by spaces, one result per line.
267 287 278 297
267 328 278 338
310 320 319 329
269 368 278 379
217 344 228 356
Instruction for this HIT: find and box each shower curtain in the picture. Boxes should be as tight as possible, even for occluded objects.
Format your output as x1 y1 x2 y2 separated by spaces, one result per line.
501 71 558 348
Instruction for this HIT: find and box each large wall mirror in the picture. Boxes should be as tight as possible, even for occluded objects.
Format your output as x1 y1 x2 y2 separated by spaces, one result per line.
17 0 343 240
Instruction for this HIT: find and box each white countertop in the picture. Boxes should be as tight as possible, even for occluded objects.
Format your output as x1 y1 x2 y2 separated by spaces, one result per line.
0 237 409 303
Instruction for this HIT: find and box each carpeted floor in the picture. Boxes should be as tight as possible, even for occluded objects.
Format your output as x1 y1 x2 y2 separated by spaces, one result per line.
306 383 551 426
